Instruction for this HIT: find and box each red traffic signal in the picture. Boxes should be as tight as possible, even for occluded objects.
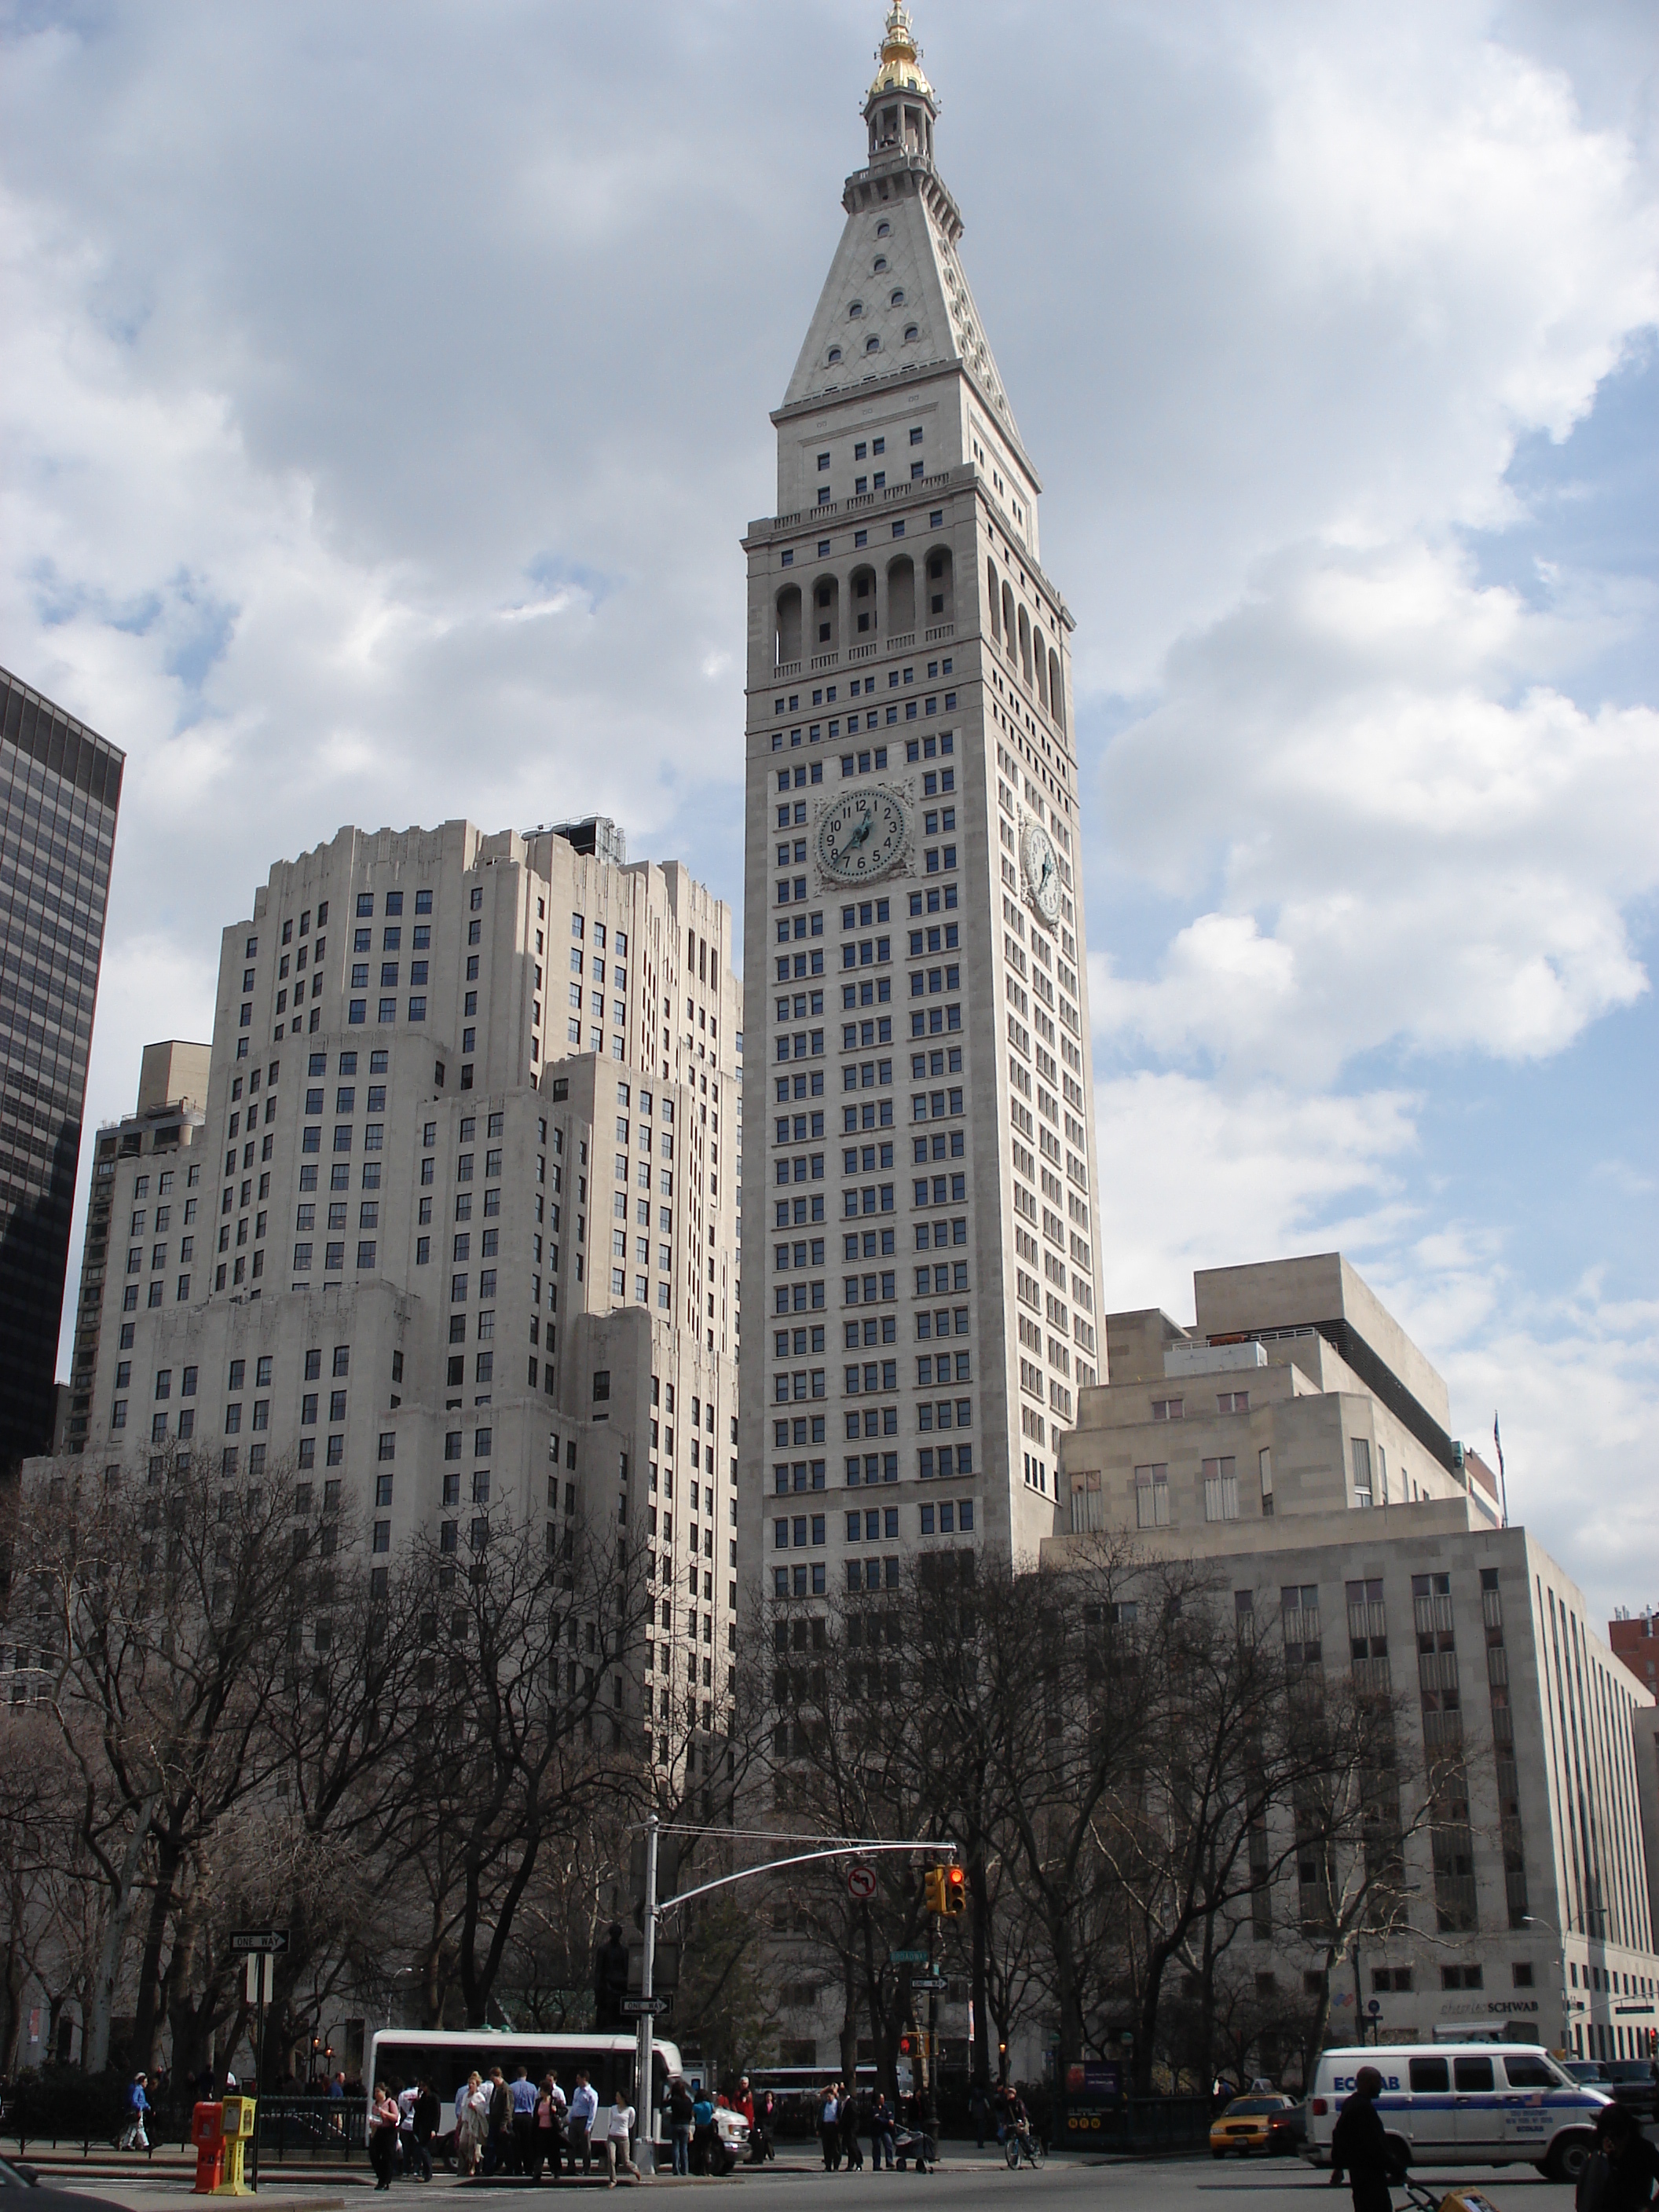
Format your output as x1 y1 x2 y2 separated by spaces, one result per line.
899 2037 910 2056
943 1866 967 1916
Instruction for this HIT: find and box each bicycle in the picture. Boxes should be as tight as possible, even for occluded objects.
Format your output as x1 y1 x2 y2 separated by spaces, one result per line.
1004 2126 1046 2170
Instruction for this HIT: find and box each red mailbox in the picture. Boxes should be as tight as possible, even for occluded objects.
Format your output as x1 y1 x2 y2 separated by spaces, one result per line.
192 2101 225 2194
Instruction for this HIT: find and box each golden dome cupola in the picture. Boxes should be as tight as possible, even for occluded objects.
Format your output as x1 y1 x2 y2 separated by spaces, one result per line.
864 2 936 164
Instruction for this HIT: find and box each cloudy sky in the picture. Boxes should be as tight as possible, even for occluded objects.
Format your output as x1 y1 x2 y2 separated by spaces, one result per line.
4 0 1655 1620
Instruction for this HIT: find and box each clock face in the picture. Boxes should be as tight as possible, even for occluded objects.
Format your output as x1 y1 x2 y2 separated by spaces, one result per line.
818 786 907 884
1021 820 1060 925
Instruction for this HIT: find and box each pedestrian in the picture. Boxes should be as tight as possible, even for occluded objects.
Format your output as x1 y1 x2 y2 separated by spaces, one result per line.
691 2086 716 2174
756 2089 776 2164
606 2093 641 2186
568 2068 598 2176
969 2079 987 2151
414 2081 439 2182
1329 2066 1404 2212
508 2064 539 2177
870 2092 895 2171
1588 2099 1659 2211
369 2082 401 2192
119 2071 152 2153
819 2081 841 2170
486 2067 513 2176
840 2087 863 2171
397 2082 425 2181
454 2072 482 2177
668 2075 695 2177
531 2074 567 2184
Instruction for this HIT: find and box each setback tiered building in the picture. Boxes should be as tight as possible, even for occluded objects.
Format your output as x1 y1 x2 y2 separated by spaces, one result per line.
20 817 743 1768
1049 1253 1659 2064
738 0 1102 1610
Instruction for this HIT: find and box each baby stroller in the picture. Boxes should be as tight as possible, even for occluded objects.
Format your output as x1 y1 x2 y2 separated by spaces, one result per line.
1400 2181 1505 2212
892 2119 937 2172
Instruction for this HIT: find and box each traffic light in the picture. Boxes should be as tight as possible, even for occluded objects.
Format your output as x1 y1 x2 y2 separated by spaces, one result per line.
943 1866 967 1917
923 1866 947 1914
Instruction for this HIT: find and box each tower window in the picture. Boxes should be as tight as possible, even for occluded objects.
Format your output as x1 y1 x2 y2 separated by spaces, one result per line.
827 347 842 364
905 327 919 343
848 302 864 319
876 221 891 237
873 257 888 273
817 453 830 471
890 290 904 306
866 336 881 353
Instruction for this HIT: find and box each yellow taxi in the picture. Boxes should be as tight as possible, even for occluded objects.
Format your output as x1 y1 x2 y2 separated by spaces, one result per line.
1209 2093 1298 2157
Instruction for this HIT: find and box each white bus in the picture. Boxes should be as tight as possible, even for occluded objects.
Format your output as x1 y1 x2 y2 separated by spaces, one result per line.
364 2028 684 2149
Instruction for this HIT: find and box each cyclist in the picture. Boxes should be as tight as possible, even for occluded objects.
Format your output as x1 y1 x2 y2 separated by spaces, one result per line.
1004 2089 1038 2166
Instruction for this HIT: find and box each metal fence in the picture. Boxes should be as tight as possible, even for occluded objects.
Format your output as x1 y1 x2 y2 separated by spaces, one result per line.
252 2097 368 2161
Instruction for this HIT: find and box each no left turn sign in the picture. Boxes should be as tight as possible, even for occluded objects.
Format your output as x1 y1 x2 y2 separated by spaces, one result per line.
847 1863 879 1901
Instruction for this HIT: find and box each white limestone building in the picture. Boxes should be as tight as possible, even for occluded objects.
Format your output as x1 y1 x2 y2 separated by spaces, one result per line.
738 2 1102 1605
1049 1254 1659 2064
27 818 743 1767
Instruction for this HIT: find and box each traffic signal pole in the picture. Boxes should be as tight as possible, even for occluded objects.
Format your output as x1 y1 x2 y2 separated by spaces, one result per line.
634 1815 660 2177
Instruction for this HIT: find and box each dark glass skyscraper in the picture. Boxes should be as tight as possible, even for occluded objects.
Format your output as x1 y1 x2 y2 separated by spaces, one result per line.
0 665 123 1473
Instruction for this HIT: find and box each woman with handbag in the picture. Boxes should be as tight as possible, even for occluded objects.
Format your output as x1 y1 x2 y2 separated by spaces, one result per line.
369 2083 401 2191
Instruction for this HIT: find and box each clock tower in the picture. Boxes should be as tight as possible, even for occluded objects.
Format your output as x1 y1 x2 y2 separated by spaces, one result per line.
738 2 1103 1585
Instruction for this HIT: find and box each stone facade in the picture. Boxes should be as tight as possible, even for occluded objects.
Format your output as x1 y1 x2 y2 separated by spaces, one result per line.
18 819 742 1767
1048 1253 1659 2061
738 2 1102 1621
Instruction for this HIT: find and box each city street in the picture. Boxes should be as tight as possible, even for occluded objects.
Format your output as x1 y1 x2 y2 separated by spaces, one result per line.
35 2156 1581 2212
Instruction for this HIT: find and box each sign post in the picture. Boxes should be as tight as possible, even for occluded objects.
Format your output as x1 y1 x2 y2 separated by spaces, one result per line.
230 1932 287 2193
635 1818 659 2177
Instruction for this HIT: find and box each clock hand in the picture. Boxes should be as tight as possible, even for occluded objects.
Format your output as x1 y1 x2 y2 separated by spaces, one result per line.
848 808 873 850
1038 852 1053 895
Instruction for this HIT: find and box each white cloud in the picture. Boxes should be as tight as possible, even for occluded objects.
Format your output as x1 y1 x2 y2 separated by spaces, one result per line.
1093 1071 1423 1315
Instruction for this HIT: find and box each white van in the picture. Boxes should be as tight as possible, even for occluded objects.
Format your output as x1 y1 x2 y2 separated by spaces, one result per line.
1306 2043 1608 2185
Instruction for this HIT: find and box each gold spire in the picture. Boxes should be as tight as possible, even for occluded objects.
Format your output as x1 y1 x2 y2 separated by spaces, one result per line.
869 1 933 102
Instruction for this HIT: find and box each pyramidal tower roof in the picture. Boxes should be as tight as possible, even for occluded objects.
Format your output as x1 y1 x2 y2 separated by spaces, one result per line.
779 3 1028 466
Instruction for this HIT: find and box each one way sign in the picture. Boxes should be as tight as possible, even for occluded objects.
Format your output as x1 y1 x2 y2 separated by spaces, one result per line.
230 1930 289 1954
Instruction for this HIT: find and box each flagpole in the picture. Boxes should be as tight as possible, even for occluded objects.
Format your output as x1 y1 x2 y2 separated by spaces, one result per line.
1493 1412 1508 1529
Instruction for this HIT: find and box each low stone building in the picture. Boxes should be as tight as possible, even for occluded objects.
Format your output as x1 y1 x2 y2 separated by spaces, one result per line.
1047 1253 1659 2062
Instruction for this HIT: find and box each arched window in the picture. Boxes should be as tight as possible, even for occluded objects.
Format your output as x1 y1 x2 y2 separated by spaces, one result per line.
1034 631 1049 711
775 586 802 668
876 220 892 237
886 556 916 637
850 566 877 637
904 325 919 342
1017 604 1034 687
811 576 840 655
848 301 864 319
1002 581 1017 656
890 290 905 306
987 558 1001 641
925 548 954 628
827 346 842 364
873 257 888 273
1048 648 1065 731
866 335 881 353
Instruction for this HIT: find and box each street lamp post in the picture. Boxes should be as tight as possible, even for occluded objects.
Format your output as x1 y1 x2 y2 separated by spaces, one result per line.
1522 1916 1571 2056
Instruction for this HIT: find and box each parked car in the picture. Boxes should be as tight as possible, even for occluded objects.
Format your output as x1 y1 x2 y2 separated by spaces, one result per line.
0 2152 134 2212
1267 2100 1307 2156
1210 2094 1297 2157
1597 2061 1658 2122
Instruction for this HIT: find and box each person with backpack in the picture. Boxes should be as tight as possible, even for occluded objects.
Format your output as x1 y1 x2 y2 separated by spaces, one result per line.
667 2075 695 2176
